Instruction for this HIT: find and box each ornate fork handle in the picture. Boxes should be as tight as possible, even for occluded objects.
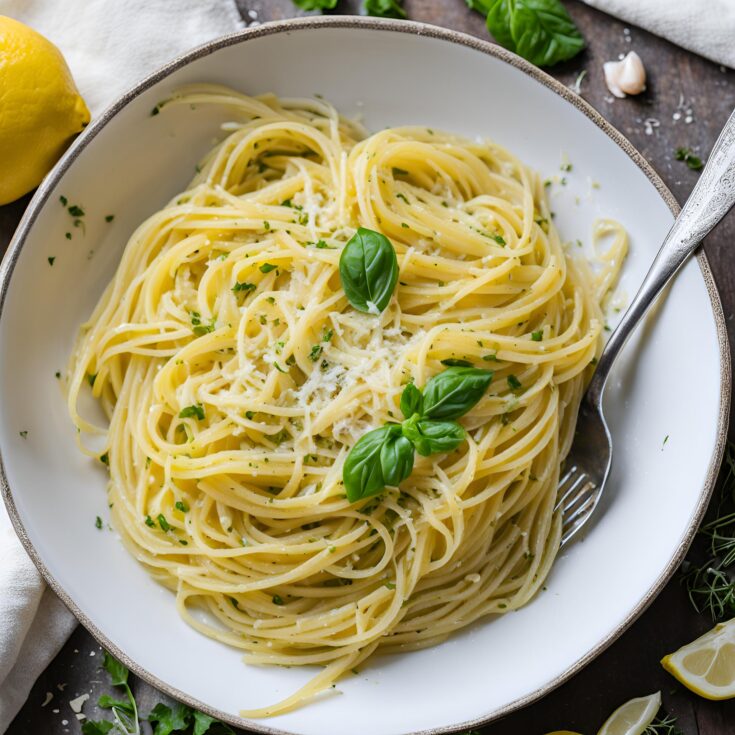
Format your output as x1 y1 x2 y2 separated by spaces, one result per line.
587 107 735 409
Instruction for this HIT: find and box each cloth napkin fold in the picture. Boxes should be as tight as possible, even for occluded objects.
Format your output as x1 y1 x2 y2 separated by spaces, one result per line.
582 0 735 69
0 4 243 730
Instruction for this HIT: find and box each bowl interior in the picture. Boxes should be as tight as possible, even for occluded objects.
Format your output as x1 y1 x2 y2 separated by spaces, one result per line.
0 20 726 735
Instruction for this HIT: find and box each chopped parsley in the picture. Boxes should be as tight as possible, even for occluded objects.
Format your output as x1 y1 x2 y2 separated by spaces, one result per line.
675 147 704 171
145 515 155 527
232 281 256 293
86 373 97 387
59 195 68 206
95 516 103 530
175 500 189 513
272 594 285 605
245 411 255 420
314 239 330 249
309 344 323 361
157 514 171 532
100 452 109 465
179 404 205 420
105 215 115 223
507 374 523 391
441 358 473 367
19 430 28 439
190 311 215 335
531 330 543 341
48 256 56 266
68 205 85 218
259 262 278 273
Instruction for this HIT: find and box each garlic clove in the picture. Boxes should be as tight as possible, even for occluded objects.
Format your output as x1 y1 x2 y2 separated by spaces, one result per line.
603 51 647 98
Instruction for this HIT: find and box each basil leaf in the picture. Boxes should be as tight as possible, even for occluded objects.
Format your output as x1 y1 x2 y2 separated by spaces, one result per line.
364 0 407 18
466 0 494 13
343 425 400 502
292 0 338 9
339 227 399 314
402 416 466 457
486 0 515 50
193 711 235 735
399 382 423 419
422 367 494 420
380 433 414 486
487 0 585 67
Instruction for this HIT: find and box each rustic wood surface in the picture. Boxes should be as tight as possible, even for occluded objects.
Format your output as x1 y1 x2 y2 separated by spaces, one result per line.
4 1 735 733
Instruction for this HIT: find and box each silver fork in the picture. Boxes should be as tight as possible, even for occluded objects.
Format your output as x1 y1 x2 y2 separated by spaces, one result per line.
557 108 735 547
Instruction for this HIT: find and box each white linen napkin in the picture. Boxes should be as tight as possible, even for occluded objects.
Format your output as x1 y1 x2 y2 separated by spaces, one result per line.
0 3 243 730
582 0 735 68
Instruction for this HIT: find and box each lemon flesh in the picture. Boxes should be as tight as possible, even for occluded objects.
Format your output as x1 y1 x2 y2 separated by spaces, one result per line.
661 618 735 699
0 15 90 205
596 692 661 735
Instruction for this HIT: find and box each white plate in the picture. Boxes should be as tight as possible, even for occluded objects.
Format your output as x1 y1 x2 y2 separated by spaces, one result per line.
0 17 729 735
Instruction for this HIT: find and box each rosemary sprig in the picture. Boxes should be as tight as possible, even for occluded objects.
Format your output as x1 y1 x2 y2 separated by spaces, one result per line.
644 714 683 735
683 442 735 619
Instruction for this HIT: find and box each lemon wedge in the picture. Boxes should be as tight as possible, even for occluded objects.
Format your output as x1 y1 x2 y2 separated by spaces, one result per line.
596 692 661 735
661 618 735 699
0 15 90 205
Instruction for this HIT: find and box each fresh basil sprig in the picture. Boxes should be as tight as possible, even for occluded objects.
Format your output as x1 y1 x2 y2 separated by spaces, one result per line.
401 415 466 457
339 227 399 314
422 366 495 420
365 0 407 18
469 0 585 67
343 425 414 501
343 367 493 502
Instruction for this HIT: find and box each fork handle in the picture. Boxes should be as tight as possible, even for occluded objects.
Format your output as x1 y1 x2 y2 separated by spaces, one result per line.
586 106 735 408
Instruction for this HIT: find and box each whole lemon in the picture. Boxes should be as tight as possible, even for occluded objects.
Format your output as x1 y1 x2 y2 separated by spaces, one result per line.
0 16 90 205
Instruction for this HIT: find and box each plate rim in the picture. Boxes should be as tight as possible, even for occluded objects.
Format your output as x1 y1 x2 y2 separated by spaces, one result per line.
0 15 730 735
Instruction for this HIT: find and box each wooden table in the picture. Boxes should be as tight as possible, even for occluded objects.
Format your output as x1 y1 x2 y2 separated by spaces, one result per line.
4 2 735 733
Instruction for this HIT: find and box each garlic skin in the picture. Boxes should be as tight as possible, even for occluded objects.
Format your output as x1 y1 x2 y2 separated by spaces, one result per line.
603 51 646 98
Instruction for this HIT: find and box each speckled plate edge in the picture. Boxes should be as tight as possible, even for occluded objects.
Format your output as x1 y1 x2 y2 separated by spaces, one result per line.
0 16 730 735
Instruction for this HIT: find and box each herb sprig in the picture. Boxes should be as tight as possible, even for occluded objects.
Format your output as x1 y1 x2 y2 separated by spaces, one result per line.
467 0 585 67
343 367 493 502
83 651 234 735
683 442 735 619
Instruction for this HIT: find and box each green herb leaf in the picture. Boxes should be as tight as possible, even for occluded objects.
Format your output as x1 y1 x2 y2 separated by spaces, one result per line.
95 516 103 530
68 204 85 217
487 0 585 67
97 694 134 713
193 711 235 735
507 374 523 391
441 358 473 367
343 425 401 502
232 281 256 293
145 515 155 527
102 651 129 687
309 344 323 361
179 404 205 420
531 330 543 341
364 0 407 19
175 500 189 513
422 367 494 420
259 262 278 273
675 147 704 171
399 382 423 419
466 0 494 13
157 514 171 532
82 722 115 735
147 702 192 735
339 227 399 314
401 416 466 457
291 0 338 8
379 431 415 486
